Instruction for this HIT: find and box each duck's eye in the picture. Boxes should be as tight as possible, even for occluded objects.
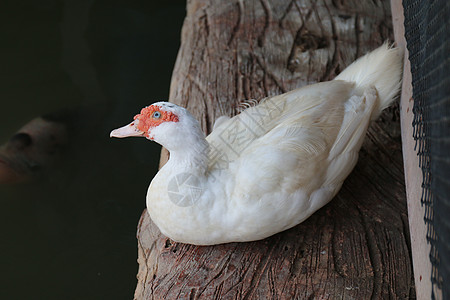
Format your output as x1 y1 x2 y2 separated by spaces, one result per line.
152 111 161 119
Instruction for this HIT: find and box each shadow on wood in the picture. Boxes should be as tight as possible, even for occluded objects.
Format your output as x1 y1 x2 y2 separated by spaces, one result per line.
135 0 414 299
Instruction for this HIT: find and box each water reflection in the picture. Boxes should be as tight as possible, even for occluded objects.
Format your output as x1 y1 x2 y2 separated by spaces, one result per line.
1 1 185 298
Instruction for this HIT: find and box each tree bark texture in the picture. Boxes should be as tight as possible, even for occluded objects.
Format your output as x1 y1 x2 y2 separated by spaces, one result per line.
135 0 414 299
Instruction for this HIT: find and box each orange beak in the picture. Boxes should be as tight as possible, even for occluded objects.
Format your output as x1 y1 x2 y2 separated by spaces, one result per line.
110 122 145 138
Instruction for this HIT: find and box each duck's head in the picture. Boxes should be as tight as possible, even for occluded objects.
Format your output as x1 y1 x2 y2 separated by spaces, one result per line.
110 102 205 151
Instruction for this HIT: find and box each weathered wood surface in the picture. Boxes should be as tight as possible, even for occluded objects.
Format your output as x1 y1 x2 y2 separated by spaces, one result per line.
135 0 414 299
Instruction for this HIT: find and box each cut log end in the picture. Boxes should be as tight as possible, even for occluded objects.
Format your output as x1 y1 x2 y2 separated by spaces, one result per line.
134 0 414 299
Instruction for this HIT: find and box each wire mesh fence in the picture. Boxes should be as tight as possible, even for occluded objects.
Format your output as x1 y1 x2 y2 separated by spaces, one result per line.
403 0 450 298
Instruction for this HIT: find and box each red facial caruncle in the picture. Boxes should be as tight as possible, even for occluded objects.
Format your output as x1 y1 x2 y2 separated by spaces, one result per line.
134 105 179 137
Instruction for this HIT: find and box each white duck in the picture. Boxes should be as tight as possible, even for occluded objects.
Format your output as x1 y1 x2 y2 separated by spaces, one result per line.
111 44 402 245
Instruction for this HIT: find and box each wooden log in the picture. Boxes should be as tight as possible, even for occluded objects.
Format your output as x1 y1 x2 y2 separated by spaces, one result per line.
135 0 414 299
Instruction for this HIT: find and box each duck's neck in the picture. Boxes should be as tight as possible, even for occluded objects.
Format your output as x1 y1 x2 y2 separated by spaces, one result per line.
165 139 210 177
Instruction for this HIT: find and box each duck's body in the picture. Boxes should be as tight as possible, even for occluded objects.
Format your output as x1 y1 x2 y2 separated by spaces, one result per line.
111 44 403 245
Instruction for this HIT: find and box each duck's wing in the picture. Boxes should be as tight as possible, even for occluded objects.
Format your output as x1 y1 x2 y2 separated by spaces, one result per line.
206 80 355 174
232 85 378 210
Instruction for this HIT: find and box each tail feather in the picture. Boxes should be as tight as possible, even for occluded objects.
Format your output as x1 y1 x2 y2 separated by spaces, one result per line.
335 43 403 120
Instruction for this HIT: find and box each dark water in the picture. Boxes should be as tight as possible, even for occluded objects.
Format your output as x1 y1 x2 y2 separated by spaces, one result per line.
1 1 185 298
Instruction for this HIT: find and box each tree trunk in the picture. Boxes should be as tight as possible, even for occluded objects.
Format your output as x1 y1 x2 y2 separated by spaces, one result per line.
135 0 414 299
